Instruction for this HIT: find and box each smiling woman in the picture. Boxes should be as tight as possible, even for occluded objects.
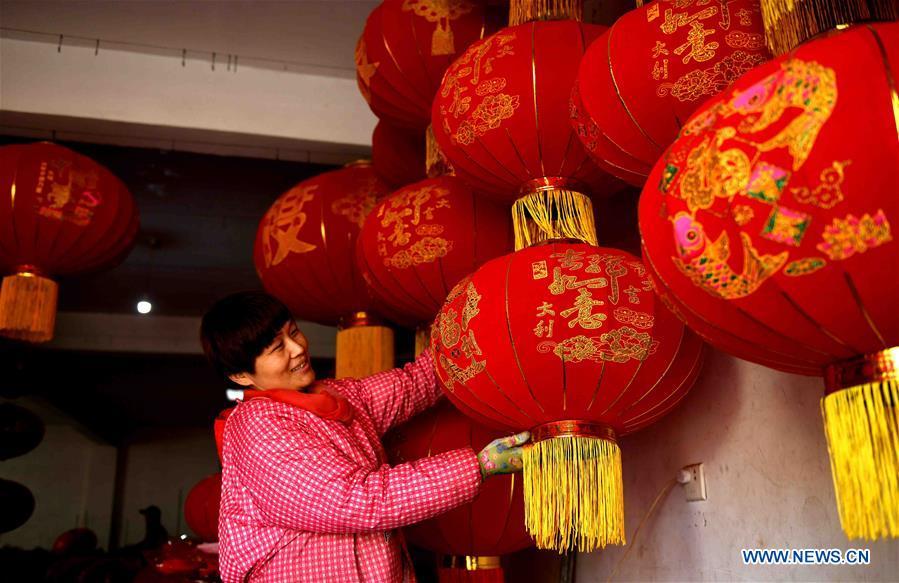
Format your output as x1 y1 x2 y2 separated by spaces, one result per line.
228 321 316 392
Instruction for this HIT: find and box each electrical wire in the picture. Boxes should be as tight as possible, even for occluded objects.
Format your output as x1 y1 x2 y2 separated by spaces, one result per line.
606 477 678 583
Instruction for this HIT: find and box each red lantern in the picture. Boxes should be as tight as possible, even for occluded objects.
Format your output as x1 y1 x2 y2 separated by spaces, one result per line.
385 400 532 582
638 22 898 539
357 175 512 332
372 121 426 188
0 142 139 342
571 0 769 186
357 0 489 129
184 474 222 543
432 242 704 551
254 162 395 378
432 18 620 248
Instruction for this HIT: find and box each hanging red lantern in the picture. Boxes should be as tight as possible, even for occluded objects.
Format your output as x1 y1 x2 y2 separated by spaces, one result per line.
639 15 898 540
0 402 44 461
0 142 139 342
385 400 532 583
254 162 395 378
372 121 427 188
571 0 770 187
432 15 620 249
357 175 512 343
431 242 704 551
184 473 222 543
357 0 489 129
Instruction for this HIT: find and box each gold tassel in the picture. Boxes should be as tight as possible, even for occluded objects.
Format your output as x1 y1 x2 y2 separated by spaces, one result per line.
0 271 58 343
415 323 432 357
426 125 455 178
512 185 598 250
509 0 583 26
822 379 899 540
335 312 395 378
759 0 898 56
432 20 456 56
523 432 625 552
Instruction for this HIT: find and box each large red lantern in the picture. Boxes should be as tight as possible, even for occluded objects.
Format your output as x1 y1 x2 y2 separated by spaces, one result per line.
184 473 222 543
432 16 620 249
357 0 489 129
372 121 426 188
357 175 512 338
571 0 769 186
0 142 139 342
639 18 898 540
254 162 395 378
432 242 704 551
385 400 532 582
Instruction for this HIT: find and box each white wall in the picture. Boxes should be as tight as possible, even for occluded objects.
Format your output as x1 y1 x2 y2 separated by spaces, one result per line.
0 397 116 549
577 349 899 582
118 427 219 546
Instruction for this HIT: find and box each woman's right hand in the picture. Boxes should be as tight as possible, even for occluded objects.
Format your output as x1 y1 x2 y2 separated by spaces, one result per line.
477 431 530 479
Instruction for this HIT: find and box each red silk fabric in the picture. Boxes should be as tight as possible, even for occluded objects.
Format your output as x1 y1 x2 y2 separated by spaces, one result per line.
0 142 138 276
431 242 704 435
357 0 488 130
432 20 617 200
253 164 391 325
357 175 512 328
384 400 532 556
639 23 899 376
573 0 769 187
372 121 427 188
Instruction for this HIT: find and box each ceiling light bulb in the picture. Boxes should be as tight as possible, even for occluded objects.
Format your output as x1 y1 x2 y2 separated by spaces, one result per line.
137 300 152 314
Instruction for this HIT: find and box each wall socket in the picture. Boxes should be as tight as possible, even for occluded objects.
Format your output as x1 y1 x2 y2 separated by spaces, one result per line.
681 463 707 501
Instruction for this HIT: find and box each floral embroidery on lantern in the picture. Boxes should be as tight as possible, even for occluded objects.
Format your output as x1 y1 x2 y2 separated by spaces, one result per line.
613 307 654 329
784 257 827 277
378 183 452 266
385 238 453 268
657 51 767 102
331 180 377 228
790 160 850 209
537 327 659 364
725 31 766 50
817 210 893 260
746 162 789 203
402 0 476 56
261 184 318 267
732 205 754 225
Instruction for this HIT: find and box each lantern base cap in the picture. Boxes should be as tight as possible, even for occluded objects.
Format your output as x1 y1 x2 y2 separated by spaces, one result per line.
0 272 58 343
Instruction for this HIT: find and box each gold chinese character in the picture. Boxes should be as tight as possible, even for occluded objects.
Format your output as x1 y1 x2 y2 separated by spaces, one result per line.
674 21 719 64
647 3 660 21
536 301 556 317
551 249 585 270
652 59 670 81
532 260 548 280
262 185 318 267
533 319 554 338
560 288 607 330
651 41 669 58
660 6 717 35
624 285 642 304
548 268 608 295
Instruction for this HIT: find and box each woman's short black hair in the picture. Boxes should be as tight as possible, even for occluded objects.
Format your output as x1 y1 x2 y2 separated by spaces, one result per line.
200 291 293 380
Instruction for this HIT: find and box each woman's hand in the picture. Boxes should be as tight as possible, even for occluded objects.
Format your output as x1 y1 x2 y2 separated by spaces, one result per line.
477 431 530 479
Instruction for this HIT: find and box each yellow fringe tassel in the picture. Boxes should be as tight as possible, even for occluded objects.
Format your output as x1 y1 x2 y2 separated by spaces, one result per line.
509 0 583 26
822 380 899 540
0 272 58 343
414 324 432 357
759 0 898 56
512 189 598 250
426 125 454 178
523 436 626 552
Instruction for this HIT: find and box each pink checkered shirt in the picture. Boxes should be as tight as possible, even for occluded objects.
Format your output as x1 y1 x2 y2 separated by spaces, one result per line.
218 351 482 582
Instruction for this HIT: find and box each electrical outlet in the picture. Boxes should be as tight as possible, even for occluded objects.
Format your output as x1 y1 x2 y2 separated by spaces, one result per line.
682 463 707 501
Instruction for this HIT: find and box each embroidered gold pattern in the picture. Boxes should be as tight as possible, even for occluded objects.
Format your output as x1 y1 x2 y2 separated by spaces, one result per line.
817 210 892 261
402 0 476 56
355 38 378 104
331 178 378 228
35 160 103 227
725 31 766 50
613 307 654 329
732 204 754 225
537 327 659 364
657 51 767 102
784 257 827 277
790 160 850 209
378 183 453 268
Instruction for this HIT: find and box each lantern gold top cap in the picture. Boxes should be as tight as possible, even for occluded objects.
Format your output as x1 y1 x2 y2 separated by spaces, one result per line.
824 346 899 394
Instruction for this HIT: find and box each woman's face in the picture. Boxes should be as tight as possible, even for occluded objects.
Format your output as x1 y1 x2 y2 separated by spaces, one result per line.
230 321 315 391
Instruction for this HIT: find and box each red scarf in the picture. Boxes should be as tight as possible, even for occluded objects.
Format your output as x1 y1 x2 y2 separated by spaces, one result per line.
214 384 353 463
